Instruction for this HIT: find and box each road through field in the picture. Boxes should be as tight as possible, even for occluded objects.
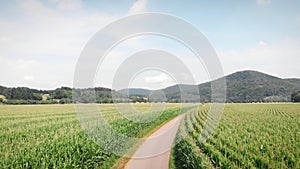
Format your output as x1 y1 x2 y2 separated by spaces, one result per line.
125 114 184 169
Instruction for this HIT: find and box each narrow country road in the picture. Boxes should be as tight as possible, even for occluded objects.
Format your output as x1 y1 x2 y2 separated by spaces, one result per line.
125 114 184 169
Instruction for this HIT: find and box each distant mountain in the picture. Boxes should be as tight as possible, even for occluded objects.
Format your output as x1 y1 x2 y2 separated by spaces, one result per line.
120 70 300 103
1 70 300 103
218 70 300 102
285 78 300 86
161 84 200 102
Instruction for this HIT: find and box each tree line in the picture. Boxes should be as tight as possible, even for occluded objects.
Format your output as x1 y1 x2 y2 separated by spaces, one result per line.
0 86 114 104
0 85 300 104
291 91 300 102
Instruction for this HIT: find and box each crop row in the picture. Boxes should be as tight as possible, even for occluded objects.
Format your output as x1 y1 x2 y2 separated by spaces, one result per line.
171 104 300 169
0 104 194 168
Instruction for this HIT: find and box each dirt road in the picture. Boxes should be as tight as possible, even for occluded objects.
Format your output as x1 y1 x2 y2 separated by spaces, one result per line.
125 115 184 169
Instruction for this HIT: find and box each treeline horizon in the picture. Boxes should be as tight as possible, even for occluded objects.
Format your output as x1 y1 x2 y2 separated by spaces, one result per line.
0 85 169 104
1 70 300 104
0 85 299 105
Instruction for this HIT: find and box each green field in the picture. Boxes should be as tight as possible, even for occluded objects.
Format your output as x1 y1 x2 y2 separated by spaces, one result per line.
0 103 191 168
171 103 300 169
1 103 299 168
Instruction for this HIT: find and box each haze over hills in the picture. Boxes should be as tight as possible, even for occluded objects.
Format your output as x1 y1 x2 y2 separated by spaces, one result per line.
1 70 300 103
118 70 300 102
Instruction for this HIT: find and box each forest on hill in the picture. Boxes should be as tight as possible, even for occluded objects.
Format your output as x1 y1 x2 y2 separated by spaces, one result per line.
1 71 300 104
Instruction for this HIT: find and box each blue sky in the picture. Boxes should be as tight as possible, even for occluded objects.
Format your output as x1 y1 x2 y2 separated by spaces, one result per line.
0 0 299 89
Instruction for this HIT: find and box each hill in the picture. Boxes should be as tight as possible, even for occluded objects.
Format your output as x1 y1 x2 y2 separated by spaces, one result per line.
123 70 300 103
1 70 299 103
216 70 300 102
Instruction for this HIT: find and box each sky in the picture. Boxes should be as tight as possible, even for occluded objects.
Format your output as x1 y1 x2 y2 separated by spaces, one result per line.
0 0 299 90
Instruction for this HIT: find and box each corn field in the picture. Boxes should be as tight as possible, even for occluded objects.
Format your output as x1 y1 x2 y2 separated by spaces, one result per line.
171 104 300 169
0 103 191 168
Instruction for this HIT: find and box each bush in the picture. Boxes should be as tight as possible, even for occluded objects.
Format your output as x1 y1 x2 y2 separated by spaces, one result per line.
59 98 72 104
38 100 59 104
33 93 43 100
6 99 29 105
291 91 300 102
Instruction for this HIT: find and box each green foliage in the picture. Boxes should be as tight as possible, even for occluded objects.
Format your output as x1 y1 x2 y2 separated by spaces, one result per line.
33 93 43 100
0 104 193 168
291 91 300 102
1 70 300 104
53 87 72 99
0 95 6 103
173 139 203 169
171 104 300 168
0 86 116 104
4 99 59 105
0 86 49 101
39 100 58 104
129 95 148 103
6 99 32 104
59 98 72 104
119 71 300 103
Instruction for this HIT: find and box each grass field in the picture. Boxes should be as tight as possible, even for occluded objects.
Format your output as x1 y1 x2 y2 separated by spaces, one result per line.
171 103 300 169
0 103 190 168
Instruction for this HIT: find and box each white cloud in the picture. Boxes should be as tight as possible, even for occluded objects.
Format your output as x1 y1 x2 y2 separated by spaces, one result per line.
145 73 170 83
0 55 76 89
0 0 115 89
24 75 34 81
258 40 267 47
15 59 40 70
93 33 210 90
0 0 153 89
256 0 271 6
219 38 300 78
57 0 82 10
142 73 175 89
2 0 297 91
0 0 150 89
48 0 82 10
0 0 120 63
0 36 12 42
128 0 148 14
48 0 60 3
